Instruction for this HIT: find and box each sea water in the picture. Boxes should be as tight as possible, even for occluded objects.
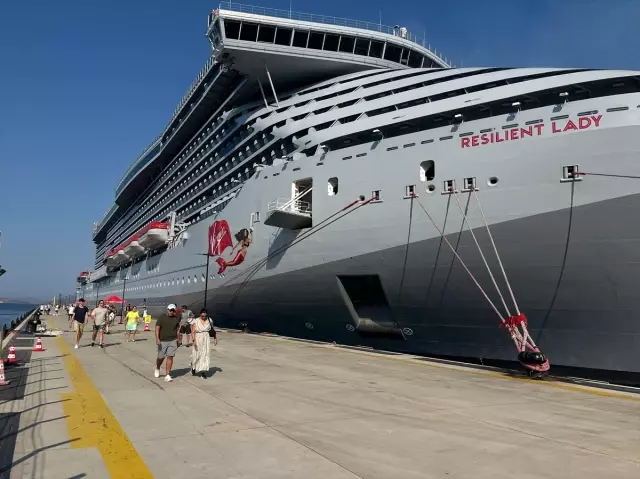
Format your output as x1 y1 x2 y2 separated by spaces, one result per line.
0 303 37 328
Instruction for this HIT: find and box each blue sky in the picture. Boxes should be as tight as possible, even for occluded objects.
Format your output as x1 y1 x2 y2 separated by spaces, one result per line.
0 0 639 300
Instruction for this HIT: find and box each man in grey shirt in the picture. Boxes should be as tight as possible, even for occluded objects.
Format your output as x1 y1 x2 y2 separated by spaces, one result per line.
90 300 109 348
179 304 194 347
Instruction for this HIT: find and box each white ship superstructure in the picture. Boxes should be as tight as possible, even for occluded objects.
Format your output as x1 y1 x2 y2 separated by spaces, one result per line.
82 3 640 379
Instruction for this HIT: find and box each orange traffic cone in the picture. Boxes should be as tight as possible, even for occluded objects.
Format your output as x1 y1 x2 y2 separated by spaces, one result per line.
143 322 150 332
33 337 45 352
7 345 17 364
0 360 10 386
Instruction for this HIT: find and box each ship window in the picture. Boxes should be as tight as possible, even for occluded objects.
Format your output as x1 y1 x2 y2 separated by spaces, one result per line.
408 51 423 68
421 139 434 144
223 20 240 39
607 106 629 112
339 36 355 53
328 177 338 196
275 27 292 46
384 44 402 63
372 190 382 201
420 160 435 181
577 110 598 116
525 119 542 125
503 123 518 129
369 41 384 58
323 33 339 51
354 38 369 56
308 31 324 49
356 153 367 157
257 24 276 43
239 22 258 41
404 143 415 148
292 30 309 47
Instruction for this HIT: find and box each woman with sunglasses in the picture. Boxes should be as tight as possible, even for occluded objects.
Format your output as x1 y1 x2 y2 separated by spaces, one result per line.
190 308 218 378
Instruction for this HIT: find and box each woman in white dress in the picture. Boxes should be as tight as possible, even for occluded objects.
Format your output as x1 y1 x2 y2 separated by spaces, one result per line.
190 308 218 378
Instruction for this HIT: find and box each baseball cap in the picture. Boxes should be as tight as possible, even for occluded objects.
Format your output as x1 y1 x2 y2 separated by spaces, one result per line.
167 304 177 311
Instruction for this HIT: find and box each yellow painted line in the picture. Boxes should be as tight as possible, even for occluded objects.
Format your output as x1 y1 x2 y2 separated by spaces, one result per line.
56 335 154 478
248 332 640 402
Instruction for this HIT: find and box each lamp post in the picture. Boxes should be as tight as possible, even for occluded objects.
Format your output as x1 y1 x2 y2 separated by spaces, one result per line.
196 253 211 310
119 273 127 322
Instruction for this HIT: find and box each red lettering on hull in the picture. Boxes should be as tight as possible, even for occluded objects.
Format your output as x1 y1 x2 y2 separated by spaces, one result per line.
460 115 604 148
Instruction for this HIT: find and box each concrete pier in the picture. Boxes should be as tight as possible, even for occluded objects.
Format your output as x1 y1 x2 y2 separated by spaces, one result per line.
0 314 639 478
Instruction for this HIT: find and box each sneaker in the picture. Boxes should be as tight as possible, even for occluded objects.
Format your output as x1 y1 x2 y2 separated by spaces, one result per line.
74 344 79 349
191 369 196 376
91 342 95 347
164 375 173 382
100 344 105 349
154 368 160 378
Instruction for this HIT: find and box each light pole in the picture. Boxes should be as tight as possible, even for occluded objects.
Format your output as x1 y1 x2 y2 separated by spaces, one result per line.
119 273 127 322
196 253 211 310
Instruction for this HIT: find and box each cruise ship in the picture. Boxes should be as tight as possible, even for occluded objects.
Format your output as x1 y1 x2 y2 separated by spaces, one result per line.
83 3 640 379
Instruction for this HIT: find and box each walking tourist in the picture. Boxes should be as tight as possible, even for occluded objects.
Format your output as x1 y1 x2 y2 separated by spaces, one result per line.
190 308 218 379
72 299 89 349
125 306 140 342
154 304 181 382
179 304 193 347
90 300 108 348
106 305 115 334
67 304 75 330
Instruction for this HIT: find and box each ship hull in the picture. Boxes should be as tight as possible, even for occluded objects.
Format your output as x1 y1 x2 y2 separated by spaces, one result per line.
89 95 640 378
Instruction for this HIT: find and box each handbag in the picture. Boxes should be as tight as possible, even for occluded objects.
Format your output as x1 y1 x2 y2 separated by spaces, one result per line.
207 317 216 338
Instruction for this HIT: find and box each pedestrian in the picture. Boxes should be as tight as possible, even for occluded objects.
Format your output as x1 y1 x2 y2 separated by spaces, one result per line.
72 299 89 349
154 304 181 382
179 304 193 347
67 304 75 331
90 300 108 348
106 306 115 334
125 306 140 342
54 304 59 316
190 308 218 379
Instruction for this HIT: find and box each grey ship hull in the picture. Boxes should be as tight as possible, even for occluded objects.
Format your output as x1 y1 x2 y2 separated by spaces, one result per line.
91 103 640 377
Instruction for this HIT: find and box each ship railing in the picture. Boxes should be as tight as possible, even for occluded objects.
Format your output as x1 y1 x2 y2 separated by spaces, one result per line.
267 197 312 215
216 1 452 67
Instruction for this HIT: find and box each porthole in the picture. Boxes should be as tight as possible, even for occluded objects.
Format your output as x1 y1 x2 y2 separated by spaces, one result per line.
427 184 436 193
488 176 499 186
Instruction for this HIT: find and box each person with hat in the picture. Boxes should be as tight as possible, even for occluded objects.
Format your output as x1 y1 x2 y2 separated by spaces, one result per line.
154 304 181 382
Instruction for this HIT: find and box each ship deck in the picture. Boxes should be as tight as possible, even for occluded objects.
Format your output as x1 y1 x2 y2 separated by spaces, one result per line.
1 314 639 478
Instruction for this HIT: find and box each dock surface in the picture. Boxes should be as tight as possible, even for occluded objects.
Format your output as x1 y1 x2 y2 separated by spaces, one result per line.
1 314 639 478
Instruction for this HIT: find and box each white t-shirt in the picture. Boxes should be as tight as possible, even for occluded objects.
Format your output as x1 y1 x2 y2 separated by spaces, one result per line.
69 306 75 315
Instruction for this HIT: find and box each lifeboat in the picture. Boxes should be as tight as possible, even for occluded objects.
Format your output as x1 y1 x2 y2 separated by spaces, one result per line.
114 247 130 264
138 221 169 249
123 235 145 258
77 271 89 283
105 249 119 266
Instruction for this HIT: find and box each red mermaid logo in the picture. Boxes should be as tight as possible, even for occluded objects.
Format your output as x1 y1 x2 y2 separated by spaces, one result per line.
208 220 253 276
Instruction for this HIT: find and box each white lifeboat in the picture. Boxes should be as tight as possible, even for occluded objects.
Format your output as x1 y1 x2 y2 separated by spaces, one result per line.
138 221 169 249
105 249 119 266
114 247 130 264
123 235 145 258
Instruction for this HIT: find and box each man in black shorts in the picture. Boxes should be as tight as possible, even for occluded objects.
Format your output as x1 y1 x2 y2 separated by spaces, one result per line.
179 304 193 347
73 299 89 350
154 304 181 382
